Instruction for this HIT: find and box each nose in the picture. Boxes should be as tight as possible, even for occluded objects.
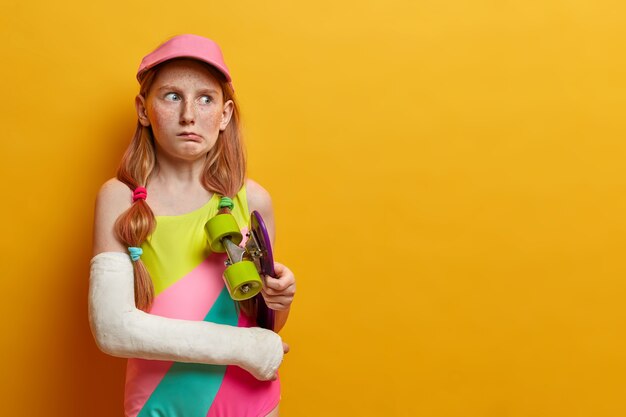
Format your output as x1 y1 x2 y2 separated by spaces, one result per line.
180 100 195 124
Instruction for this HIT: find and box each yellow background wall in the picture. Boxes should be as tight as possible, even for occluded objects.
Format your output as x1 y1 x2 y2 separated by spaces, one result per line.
2 1 625 416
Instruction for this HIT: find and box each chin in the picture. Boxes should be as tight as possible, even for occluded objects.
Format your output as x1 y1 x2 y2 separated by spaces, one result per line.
181 151 209 161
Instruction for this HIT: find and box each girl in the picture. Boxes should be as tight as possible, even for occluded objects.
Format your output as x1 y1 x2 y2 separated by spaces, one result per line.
89 34 296 417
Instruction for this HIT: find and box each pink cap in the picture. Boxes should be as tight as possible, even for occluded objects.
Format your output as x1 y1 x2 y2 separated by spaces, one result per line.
136 34 232 85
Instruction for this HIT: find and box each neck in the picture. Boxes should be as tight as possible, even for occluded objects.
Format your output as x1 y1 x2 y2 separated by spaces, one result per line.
150 151 207 190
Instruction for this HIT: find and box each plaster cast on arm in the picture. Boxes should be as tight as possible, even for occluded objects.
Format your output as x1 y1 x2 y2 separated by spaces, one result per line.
88 252 283 381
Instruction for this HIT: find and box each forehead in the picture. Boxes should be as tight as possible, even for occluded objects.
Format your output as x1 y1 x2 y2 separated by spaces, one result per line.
151 58 222 90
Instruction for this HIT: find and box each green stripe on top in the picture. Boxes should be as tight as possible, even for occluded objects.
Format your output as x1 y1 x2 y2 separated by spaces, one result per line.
141 184 251 296
136 286 239 417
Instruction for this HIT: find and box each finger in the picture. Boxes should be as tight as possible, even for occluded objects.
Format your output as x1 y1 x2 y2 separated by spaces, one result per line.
262 282 279 294
266 303 286 311
272 262 292 279
283 342 290 354
262 293 292 305
261 294 288 309
266 302 291 311
273 261 285 275
261 287 277 298
263 277 282 292
260 287 290 301
264 281 295 296
265 275 293 292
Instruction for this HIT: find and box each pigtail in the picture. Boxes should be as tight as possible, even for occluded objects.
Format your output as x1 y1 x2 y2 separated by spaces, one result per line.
115 120 157 311
114 195 156 312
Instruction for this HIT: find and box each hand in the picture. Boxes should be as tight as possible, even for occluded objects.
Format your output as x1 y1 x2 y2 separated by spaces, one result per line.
269 342 290 381
261 262 296 311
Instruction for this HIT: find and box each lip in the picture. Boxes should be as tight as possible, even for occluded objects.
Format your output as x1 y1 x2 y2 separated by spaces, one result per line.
177 132 203 140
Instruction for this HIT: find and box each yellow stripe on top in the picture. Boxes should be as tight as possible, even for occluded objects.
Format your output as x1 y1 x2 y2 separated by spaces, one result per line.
140 184 250 296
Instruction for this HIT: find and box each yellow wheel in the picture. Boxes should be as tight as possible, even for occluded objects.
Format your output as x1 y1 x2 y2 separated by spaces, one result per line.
223 261 263 301
205 213 243 252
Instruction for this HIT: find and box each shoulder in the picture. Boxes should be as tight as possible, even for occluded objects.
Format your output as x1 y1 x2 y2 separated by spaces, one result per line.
245 178 276 242
96 178 132 216
245 178 273 213
93 178 132 255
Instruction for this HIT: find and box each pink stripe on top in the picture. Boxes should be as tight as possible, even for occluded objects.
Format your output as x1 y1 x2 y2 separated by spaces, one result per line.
150 252 228 319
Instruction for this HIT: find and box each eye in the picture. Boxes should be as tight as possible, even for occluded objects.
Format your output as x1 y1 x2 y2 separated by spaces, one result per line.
199 95 213 104
165 92 181 101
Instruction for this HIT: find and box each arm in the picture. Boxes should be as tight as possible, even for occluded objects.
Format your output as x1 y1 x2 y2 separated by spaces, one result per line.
246 179 296 333
89 179 284 381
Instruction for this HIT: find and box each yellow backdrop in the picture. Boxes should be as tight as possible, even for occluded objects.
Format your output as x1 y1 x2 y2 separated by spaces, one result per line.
2 0 625 416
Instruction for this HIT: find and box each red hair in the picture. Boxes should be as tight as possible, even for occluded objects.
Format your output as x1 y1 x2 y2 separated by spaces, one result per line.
114 60 256 319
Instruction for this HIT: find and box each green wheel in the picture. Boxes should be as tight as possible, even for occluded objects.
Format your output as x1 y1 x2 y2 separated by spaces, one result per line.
205 213 243 252
223 261 263 301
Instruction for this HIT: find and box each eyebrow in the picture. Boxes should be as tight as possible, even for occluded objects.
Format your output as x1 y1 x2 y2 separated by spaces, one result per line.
157 84 219 94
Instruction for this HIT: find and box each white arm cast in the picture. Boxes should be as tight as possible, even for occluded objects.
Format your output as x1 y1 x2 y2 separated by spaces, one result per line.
88 252 284 381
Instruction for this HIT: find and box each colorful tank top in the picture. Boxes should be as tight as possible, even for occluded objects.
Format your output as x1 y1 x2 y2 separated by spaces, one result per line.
124 184 281 417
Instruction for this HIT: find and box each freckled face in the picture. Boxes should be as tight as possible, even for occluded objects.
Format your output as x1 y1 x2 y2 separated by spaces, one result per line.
138 59 233 162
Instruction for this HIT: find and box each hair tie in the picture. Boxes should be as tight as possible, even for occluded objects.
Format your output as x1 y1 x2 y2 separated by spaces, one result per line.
219 196 234 210
133 186 147 202
128 247 143 262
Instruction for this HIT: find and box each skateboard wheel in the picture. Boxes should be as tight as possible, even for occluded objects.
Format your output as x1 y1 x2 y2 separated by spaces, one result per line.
205 213 243 252
223 261 263 301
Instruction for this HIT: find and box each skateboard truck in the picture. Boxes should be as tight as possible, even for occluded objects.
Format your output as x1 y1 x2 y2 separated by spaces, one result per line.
205 207 275 330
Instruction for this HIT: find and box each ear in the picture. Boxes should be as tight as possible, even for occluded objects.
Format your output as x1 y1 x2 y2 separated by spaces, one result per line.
135 94 151 127
219 99 234 131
